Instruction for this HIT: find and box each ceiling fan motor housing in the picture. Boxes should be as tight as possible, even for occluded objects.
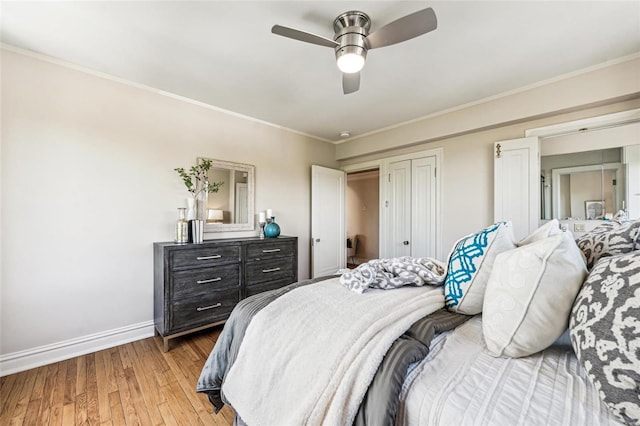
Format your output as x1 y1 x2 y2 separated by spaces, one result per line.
333 11 371 68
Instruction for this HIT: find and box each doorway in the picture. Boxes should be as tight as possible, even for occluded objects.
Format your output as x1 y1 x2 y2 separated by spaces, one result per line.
346 169 380 268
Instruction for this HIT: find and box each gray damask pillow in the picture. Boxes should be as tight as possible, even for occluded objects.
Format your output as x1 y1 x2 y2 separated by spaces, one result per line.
576 220 640 269
570 251 640 426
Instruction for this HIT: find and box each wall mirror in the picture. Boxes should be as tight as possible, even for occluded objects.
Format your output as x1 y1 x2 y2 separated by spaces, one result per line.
541 148 626 220
199 158 255 232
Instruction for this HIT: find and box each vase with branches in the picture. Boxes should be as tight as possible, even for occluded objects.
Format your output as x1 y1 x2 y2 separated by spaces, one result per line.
174 159 224 221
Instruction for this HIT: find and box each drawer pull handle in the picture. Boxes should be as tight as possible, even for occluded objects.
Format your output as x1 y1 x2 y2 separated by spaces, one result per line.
262 267 281 273
197 277 222 284
262 249 281 253
197 303 222 311
197 255 221 260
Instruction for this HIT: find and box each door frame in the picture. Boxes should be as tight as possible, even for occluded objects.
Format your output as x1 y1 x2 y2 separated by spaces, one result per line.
342 148 443 260
343 160 383 264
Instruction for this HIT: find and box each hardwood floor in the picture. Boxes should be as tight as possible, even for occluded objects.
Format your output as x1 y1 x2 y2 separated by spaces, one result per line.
0 327 235 425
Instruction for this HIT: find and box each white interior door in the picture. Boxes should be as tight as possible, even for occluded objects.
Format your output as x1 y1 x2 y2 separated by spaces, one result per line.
411 156 437 257
388 160 412 257
494 137 540 241
311 165 346 277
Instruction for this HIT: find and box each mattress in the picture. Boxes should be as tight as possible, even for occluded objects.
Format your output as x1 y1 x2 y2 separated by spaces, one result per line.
397 316 623 426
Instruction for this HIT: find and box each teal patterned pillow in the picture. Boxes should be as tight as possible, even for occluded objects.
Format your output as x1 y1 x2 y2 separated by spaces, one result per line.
444 222 516 315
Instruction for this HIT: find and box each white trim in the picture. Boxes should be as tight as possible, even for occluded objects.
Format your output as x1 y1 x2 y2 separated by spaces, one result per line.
0 321 155 377
338 53 640 144
1 43 333 144
525 108 640 138
342 160 383 173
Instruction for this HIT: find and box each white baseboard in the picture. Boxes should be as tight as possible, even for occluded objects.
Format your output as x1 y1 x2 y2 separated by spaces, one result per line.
0 321 155 377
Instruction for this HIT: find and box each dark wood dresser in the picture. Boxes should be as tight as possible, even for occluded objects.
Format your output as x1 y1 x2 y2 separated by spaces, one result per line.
153 236 297 351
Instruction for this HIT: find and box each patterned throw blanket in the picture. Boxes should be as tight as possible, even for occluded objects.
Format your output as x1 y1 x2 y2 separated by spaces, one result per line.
340 256 447 293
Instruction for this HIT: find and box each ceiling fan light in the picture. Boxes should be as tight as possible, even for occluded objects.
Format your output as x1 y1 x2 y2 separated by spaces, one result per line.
337 53 365 73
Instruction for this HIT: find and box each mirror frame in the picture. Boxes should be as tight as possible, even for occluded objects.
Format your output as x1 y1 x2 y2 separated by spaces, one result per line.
198 158 255 233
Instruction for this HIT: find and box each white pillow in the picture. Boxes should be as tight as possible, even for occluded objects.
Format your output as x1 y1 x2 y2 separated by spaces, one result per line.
444 222 516 315
516 219 562 246
482 232 587 358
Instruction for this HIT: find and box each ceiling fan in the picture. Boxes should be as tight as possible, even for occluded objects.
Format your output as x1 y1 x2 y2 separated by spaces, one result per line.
271 7 437 94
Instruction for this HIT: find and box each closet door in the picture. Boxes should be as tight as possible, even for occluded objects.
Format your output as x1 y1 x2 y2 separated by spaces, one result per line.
411 156 437 257
388 160 412 257
381 149 441 259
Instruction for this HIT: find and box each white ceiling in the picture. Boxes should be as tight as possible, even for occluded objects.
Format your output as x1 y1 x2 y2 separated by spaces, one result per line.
2 1 639 142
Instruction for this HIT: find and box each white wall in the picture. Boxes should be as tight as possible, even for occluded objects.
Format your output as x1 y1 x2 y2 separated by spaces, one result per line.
0 49 337 371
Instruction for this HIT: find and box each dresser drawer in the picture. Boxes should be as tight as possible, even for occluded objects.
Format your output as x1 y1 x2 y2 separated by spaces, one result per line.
170 245 240 269
171 264 240 300
246 240 295 261
169 290 239 334
246 257 295 285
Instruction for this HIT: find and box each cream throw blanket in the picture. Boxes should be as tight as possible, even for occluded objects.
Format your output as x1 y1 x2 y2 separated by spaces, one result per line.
222 277 445 426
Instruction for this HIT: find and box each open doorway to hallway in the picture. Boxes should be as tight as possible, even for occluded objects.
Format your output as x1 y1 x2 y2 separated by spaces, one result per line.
346 169 380 268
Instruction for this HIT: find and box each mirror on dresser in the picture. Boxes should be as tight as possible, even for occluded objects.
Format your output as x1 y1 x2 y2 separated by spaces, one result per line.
199 158 255 232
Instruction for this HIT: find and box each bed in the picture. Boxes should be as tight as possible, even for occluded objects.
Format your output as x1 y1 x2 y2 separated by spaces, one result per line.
197 218 640 426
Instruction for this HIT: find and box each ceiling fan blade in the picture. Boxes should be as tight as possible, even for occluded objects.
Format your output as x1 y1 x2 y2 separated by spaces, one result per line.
271 25 339 48
366 7 437 49
343 72 360 94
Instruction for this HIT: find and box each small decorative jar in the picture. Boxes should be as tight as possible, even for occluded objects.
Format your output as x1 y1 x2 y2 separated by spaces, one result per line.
264 217 281 238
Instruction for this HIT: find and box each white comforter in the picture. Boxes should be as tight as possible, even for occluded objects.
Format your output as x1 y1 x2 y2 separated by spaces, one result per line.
398 317 624 426
222 277 445 426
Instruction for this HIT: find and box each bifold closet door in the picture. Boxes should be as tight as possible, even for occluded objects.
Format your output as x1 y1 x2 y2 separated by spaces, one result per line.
388 160 412 257
411 156 436 258
387 156 437 258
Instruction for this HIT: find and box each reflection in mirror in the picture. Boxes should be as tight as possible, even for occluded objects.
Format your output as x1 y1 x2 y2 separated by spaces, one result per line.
541 148 625 220
198 158 255 232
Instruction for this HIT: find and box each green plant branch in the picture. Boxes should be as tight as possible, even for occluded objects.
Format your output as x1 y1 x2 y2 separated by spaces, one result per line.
174 159 224 198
